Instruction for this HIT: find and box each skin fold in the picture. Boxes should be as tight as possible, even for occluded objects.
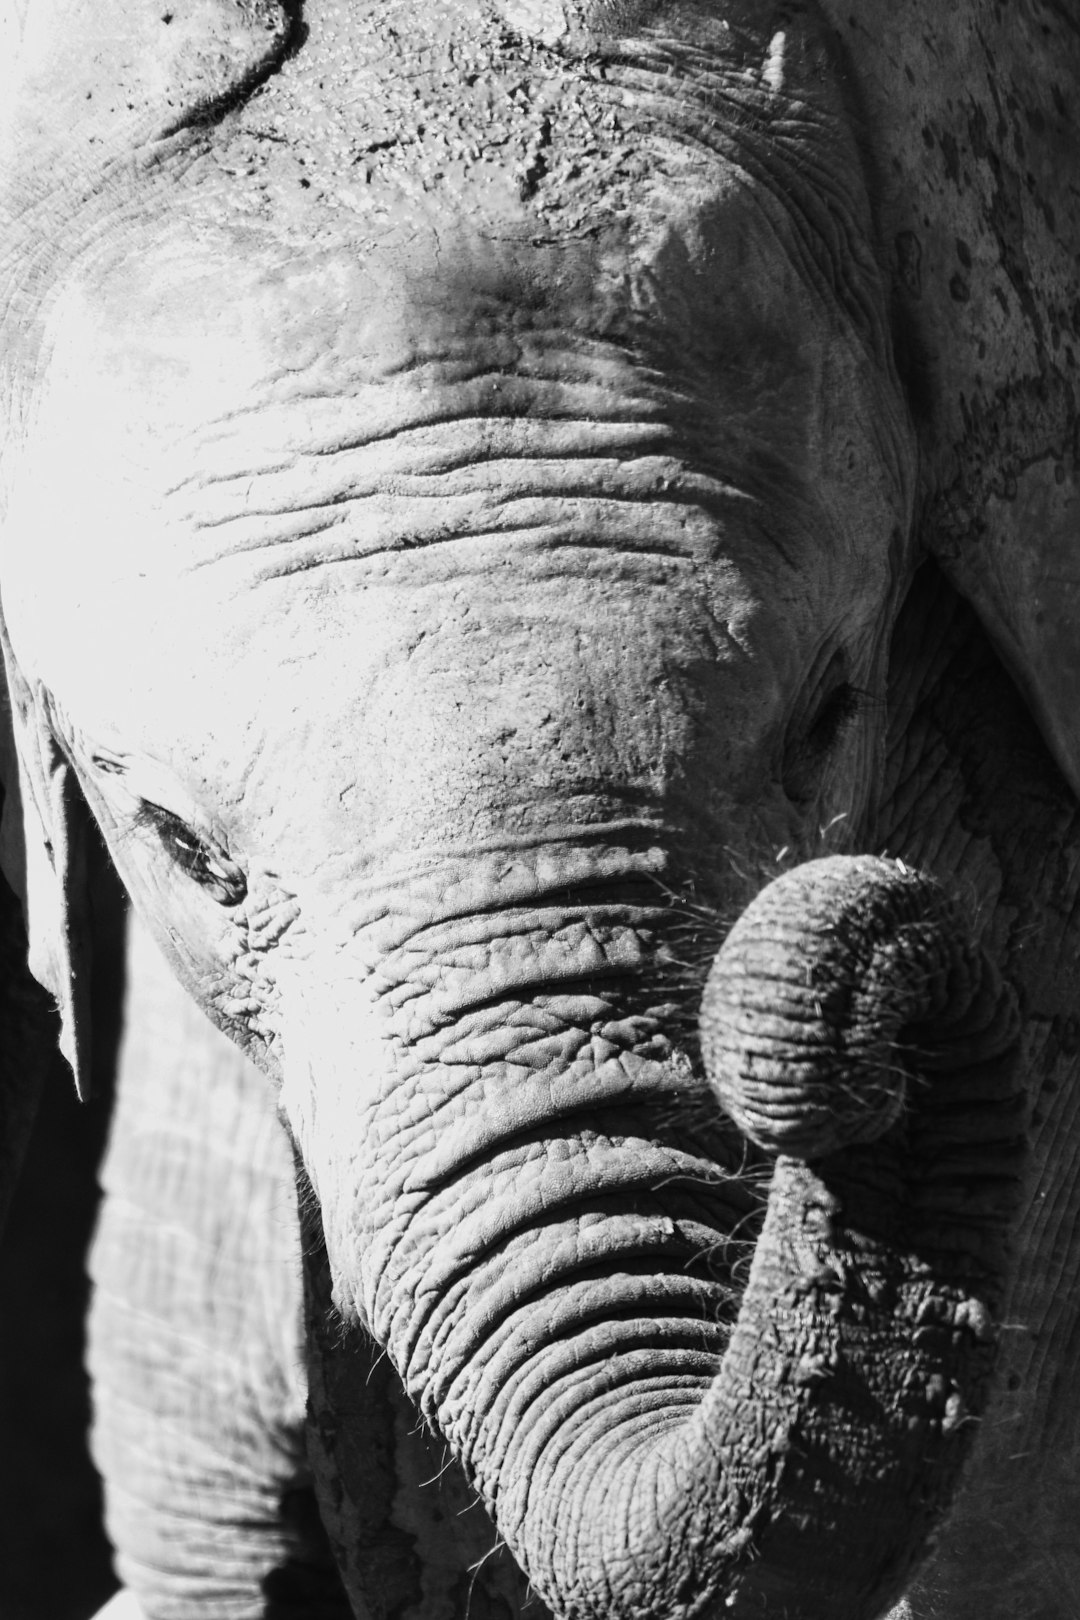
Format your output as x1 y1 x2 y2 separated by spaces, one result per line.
0 1 1076 1616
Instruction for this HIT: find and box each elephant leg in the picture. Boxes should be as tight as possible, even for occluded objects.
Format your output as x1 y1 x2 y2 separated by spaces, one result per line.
87 907 350 1619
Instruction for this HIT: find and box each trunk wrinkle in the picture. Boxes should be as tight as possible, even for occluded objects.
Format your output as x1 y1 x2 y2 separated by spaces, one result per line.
309 856 1024 1620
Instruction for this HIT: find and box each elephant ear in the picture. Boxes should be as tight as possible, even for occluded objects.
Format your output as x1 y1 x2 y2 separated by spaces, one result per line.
0 639 91 1098
0 0 300 1093
1 0 296 183
820 0 1080 797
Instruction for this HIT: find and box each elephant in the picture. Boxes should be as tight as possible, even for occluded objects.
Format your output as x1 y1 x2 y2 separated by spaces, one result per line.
1 0 1078 1616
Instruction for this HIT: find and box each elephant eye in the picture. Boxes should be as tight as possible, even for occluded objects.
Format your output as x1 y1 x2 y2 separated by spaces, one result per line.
781 666 866 807
135 802 248 907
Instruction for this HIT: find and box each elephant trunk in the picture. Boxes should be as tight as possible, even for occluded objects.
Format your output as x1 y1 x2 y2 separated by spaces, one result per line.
306 855 1025 1620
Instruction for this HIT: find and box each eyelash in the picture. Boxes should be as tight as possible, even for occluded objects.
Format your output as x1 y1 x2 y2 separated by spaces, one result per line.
805 682 867 754
781 677 872 807
134 802 248 906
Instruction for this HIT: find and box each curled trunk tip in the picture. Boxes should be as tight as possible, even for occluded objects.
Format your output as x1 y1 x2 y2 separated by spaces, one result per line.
699 853 1021 1161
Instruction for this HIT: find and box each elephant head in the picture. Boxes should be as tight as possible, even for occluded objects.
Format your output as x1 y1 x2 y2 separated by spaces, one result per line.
3 0 1072 1615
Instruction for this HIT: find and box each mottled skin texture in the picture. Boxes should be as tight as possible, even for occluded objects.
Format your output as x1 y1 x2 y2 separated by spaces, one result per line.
877 569 1080 1619
824 3 1080 794
0 1 1078 1617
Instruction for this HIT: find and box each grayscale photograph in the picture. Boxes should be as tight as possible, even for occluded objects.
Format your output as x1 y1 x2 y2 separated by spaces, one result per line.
0 2 1076 1617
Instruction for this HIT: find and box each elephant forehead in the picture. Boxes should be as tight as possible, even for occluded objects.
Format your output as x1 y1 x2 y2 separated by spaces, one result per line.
0 226 897 838
3 0 901 471
20 170 848 423
2 188 902 605
2 411 867 817
2 0 913 597
214 0 877 314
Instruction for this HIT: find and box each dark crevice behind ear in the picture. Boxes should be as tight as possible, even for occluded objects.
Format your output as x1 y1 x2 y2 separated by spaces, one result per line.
0 638 93 1100
0 839 52 1235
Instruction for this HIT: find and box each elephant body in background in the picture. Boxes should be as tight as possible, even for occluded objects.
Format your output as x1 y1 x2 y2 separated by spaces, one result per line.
1 2 1079 1617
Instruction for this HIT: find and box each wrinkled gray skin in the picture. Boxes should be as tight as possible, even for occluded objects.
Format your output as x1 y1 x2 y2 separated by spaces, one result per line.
1 1 1078 1617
